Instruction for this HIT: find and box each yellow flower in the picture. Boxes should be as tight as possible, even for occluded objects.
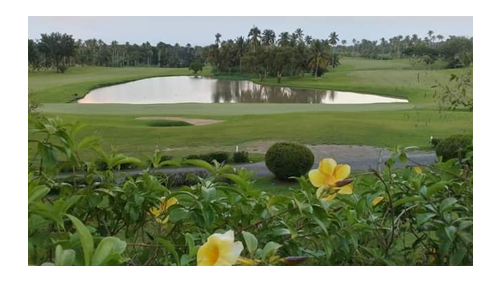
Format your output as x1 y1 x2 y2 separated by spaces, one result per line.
308 158 353 201
372 196 384 206
150 197 178 224
197 230 244 266
414 166 422 174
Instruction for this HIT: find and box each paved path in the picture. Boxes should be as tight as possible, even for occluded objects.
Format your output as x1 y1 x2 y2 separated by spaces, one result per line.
121 152 436 178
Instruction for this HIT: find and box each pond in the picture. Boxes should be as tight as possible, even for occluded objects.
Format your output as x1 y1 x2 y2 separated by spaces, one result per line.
77 76 408 104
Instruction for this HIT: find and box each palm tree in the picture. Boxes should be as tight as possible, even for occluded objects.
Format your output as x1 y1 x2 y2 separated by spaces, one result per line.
352 38 357 55
427 30 434 47
278 32 290 47
294 28 304 42
437 34 444 43
248 26 261 52
290 33 298 47
380 37 386 54
305 35 313 45
309 40 330 79
328 32 339 46
262 29 276 46
328 32 339 66
341 40 347 55
235 36 245 69
215 33 222 46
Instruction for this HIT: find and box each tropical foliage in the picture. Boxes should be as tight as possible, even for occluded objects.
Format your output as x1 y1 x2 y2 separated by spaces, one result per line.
29 115 473 266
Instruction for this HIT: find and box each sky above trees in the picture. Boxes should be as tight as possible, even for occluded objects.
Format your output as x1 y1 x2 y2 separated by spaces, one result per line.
28 16 473 46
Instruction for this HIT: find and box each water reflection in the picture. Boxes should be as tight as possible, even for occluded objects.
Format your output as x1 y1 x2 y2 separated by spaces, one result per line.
78 76 407 104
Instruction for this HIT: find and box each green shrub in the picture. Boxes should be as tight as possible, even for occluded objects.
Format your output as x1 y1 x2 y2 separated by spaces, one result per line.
185 151 230 163
430 137 441 148
208 151 230 163
436 134 473 161
94 160 140 171
265 142 314 180
233 151 250 163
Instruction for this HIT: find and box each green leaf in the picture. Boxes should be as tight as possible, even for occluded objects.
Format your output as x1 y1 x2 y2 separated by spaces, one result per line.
54 245 76 266
91 237 127 266
261 241 281 260
450 247 467 266
444 225 457 242
440 198 457 213
223 173 253 192
273 228 291 236
242 231 258 256
158 160 181 168
426 182 447 198
77 136 101 150
183 159 216 174
312 216 329 235
167 206 190 223
38 143 58 171
28 185 50 205
393 196 421 207
185 233 197 258
417 213 436 226
459 220 473 231
156 238 180 265
67 215 94 266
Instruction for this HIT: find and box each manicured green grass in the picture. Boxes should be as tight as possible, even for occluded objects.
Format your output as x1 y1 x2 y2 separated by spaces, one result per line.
48 109 471 158
254 58 471 104
41 102 417 116
29 57 473 159
29 66 200 103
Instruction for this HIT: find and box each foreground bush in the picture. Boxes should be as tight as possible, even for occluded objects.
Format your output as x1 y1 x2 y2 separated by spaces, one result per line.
265 142 314 180
436 134 473 161
28 116 473 266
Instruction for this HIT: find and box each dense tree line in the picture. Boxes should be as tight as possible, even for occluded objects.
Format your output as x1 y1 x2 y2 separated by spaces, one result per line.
339 31 473 68
28 33 205 73
205 27 340 82
28 29 472 77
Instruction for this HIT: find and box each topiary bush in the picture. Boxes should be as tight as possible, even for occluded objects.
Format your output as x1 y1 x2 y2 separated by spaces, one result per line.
233 151 250 163
265 142 314 180
436 134 473 161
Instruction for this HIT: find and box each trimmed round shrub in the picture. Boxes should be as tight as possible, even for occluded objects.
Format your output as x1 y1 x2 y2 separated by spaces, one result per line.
265 142 314 180
436 134 473 161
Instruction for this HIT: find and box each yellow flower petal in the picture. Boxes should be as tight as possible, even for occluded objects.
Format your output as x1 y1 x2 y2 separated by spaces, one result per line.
197 230 244 266
414 166 422 174
319 158 337 176
309 169 326 188
338 184 353 195
150 197 178 224
372 196 384 206
150 207 161 217
322 193 337 202
316 186 325 199
165 197 178 209
333 164 351 180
